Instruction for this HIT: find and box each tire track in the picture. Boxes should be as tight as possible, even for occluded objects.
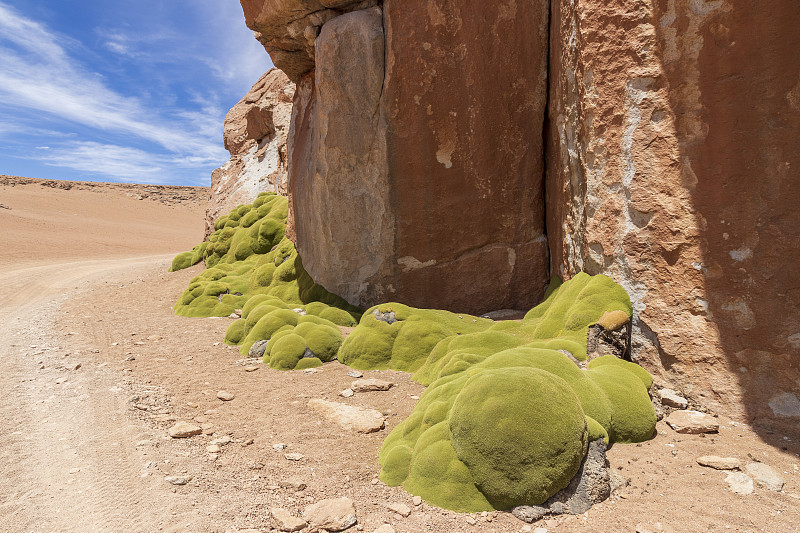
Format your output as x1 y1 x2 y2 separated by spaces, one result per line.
0 256 211 532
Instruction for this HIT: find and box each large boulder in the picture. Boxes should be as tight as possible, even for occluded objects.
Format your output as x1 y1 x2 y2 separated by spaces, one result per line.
285 1 550 314
205 68 295 237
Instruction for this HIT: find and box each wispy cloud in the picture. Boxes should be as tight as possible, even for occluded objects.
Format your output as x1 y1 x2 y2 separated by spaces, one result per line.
38 141 211 185
0 2 228 179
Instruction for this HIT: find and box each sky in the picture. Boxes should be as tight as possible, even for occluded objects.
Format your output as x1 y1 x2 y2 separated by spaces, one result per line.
0 1 273 186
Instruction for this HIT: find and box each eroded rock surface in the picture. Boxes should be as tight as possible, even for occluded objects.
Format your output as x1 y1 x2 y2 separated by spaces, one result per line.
285 0 550 314
206 68 295 236
546 0 800 427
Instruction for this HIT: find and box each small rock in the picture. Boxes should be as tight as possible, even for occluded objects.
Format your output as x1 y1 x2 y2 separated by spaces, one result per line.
351 379 394 392
479 309 525 320
308 399 386 433
744 462 785 491
245 366 259 372
285 453 305 461
512 506 548 523
71 362 82 371
373 525 395 533
696 456 741 470
412 496 422 506
385 502 411 517
659 388 688 409
340 388 354 398
303 368 319 374
270 507 307 532
274 443 287 451
347 370 363 378
465 516 477 525
146 335 162 341
249 340 269 358
211 435 232 446
168 421 202 438
217 390 235 401
725 472 754 494
303 497 357 531
665 410 719 434
207 444 221 453
279 479 308 491
165 475 192 486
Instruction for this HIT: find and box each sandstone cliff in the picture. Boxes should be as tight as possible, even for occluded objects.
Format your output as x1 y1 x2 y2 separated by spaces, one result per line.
238 0 800 430
546 0 800 425
205 68 295 237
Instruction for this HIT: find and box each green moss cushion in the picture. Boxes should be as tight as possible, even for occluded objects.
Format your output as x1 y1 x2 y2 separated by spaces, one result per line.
170 192 361 328
450 368 588 509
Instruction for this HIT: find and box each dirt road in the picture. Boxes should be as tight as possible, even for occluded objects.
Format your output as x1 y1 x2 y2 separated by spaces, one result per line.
0 256 211 532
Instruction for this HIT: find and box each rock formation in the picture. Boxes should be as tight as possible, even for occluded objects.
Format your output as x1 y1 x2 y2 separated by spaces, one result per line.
244 0 550 314
238 0 800 429
205 68 295 237
546 0 800 424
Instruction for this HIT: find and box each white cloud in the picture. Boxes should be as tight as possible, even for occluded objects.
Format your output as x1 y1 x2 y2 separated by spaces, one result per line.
40 141 211 185
0 2 228 167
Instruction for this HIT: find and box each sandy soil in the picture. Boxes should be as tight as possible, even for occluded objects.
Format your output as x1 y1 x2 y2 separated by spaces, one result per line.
0 178 798 533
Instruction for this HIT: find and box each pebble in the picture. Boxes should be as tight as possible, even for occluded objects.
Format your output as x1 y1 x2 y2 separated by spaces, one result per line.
340 388 354 398
347 370 363 378
744 462 785 491
168 421 202 438
207 444 221 453
696 456 741 470
350 379 394 392
244 366 259 372
386 502 411 517
164 475 192 486
659 388 688 409
665 410 719 434
273 443 287 451
725 472 754 494
211 435 232 446
279 479 307 491
270 507 307 532
285 453 305 461
217 390 235 401
412 496 422 506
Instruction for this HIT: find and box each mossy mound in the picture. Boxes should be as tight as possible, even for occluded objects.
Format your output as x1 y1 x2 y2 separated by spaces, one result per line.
170 192 361 366
340 273 632 386
379 349 655 512
364 273 653 512
338 303 492 372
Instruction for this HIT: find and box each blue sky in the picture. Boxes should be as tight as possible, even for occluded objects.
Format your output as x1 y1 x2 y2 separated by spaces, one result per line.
0 1 273 186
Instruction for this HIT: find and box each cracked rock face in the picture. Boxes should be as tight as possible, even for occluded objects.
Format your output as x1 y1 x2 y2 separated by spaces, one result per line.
284 0 551 313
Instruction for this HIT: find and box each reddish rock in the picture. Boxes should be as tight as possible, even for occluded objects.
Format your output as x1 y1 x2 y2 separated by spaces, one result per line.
546 0 800 428
288 1 550 313
240 0 378 82
206 68 294 236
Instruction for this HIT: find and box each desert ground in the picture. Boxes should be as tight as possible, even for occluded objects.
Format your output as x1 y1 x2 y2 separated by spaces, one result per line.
0 177 797 533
